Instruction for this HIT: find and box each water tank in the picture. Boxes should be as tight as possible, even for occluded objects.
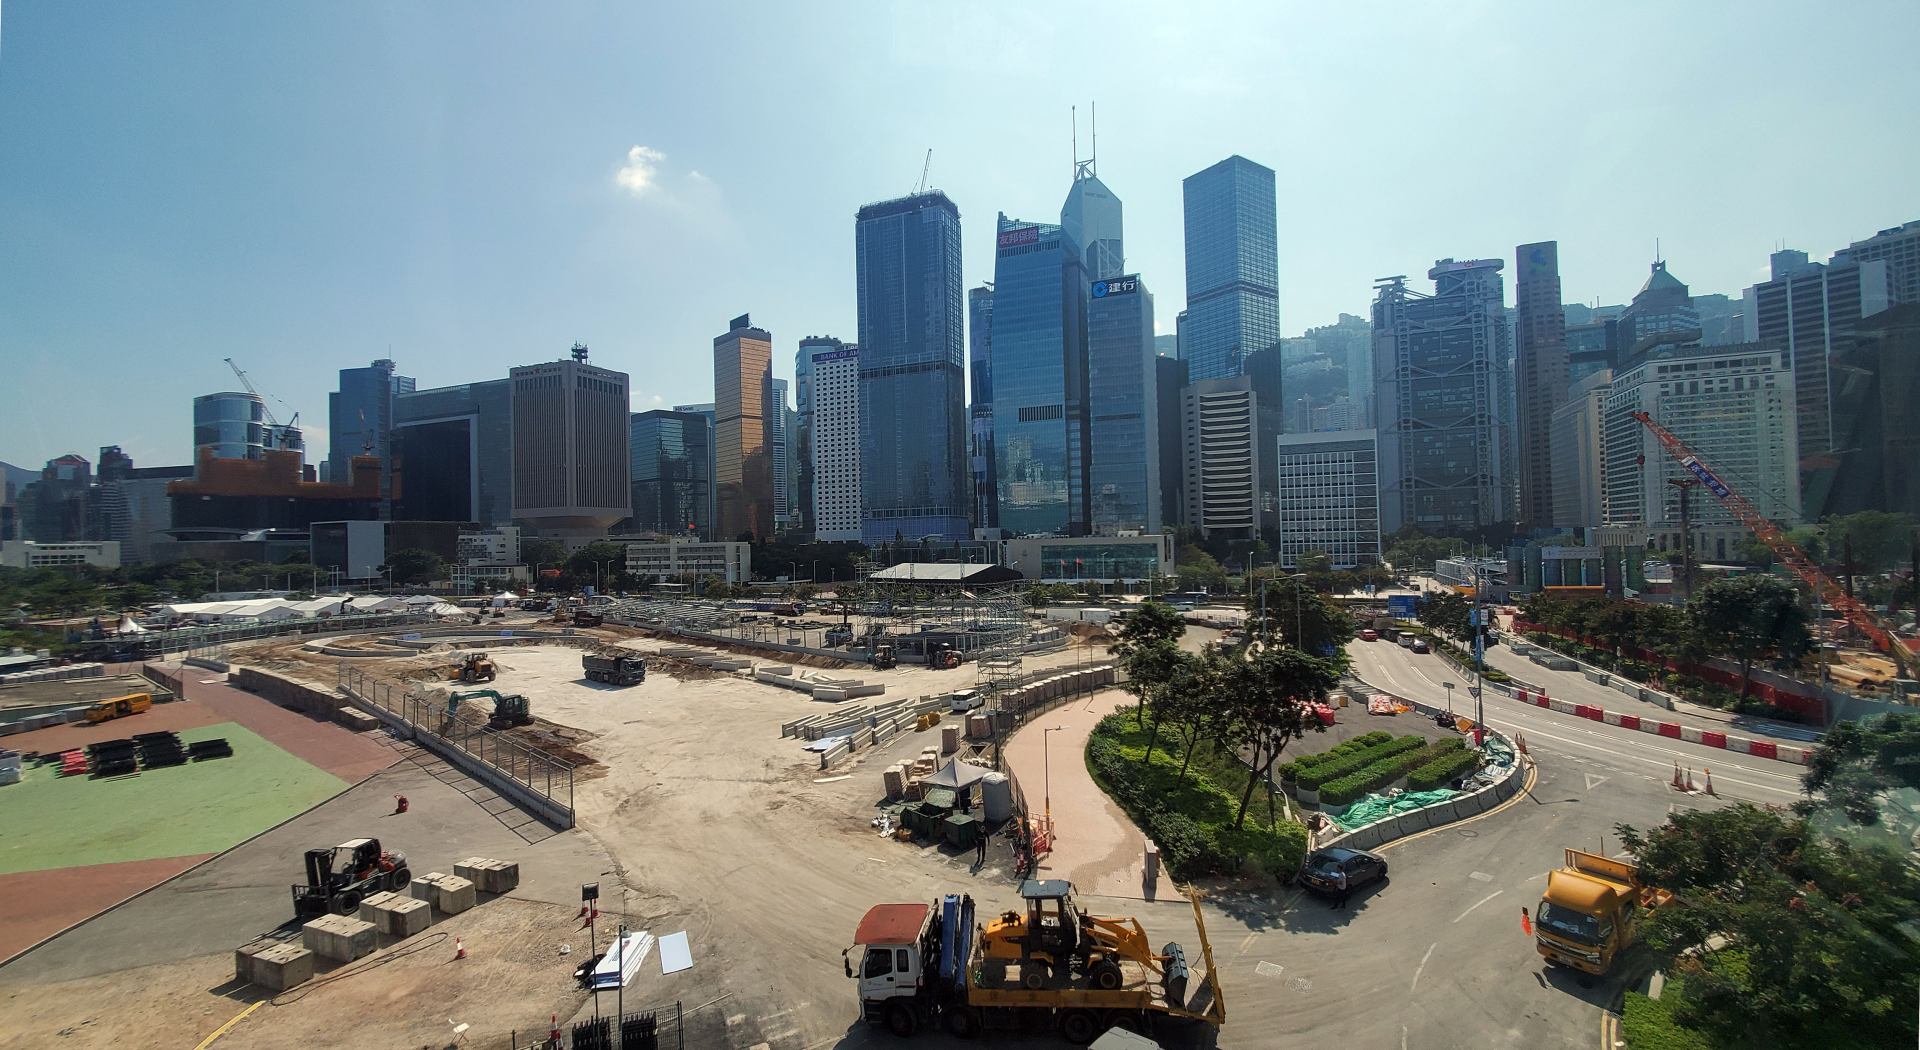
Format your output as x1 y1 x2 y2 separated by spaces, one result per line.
981 772 1012 824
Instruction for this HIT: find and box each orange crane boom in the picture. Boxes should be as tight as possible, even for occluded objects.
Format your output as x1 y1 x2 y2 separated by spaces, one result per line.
1630 410 1909 677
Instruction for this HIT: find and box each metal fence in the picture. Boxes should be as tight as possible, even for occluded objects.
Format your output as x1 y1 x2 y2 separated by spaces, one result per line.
510 1001 685 1050
337 664 576 827
162 612 433 659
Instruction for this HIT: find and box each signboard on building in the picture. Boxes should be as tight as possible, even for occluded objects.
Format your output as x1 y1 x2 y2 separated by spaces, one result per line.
1092 276 1140 298
1387 594 1421 618
996 225 1040 250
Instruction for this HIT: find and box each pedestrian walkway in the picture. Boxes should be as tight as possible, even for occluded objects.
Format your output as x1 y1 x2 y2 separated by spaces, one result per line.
1000 689 1159 900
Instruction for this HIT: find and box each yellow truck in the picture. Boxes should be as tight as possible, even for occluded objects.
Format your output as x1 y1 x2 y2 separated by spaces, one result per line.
84 692 152 723
1535 848 1673 974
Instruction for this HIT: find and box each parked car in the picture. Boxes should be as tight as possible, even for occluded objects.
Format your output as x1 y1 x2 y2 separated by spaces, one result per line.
1359 628 1379 642
1298 847 1389 897
1410 637 1432 654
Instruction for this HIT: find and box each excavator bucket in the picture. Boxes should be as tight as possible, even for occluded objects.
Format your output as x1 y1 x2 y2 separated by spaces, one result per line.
1161 941 1189 1006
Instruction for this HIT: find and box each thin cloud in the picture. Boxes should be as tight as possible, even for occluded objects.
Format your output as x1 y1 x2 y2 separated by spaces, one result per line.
616 145 667 197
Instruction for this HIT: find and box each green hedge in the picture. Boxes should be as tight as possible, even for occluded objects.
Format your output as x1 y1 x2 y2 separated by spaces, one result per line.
1278 731 1394 781
1405 746 1484 792
1319 737 1466 806
1294 735 1426 790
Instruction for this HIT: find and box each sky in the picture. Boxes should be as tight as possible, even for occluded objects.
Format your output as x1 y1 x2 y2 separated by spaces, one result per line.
2 1 1917 470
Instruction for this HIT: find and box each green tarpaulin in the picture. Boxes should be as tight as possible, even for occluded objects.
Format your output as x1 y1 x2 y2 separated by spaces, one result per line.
1327 789 1459 831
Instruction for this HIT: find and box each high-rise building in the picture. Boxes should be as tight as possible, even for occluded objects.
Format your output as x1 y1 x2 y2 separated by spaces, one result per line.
87 448 192 564
968 285 998 531
1565 317 1619 395
21 454 92 543
854 192 969 542
1618 261 1700 362
628 410 712 537
1086 274 1159 534
1174 310 1188 362
1181 155 1279 382
1154 354 1188 531
990 215 1090 536
1603 343 1800 556
392 378 513 525
1831 304 1920 517
509 353 631 534
327 359 415 494
1549 369 1611 530
713 315 776 542
1272 430 1381 569
673 402 718 538
794 336 844 537
1181 376 1260 539
808 343 863 541
1371 260 1512 534
1742 249 1892 515
193 391 267 461
1153 334 1177 359
769 377 792 533
1833 219 1920 304
1514 242 1569 530
1061 162 1123 280
1301 313 1374 428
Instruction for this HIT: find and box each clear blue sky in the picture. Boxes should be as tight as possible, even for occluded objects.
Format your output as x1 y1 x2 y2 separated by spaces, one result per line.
3 1 1915 469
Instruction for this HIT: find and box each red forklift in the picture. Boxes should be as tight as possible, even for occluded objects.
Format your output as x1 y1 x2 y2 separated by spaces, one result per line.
292 838 411 918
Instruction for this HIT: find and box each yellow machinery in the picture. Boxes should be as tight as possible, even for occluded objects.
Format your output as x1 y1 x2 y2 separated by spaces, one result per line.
448 653 496 683
979 879 1180 992
1536 848 1673 974
84 692 152 723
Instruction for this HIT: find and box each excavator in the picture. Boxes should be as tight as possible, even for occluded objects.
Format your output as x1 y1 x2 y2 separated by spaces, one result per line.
447 652 497 683
978 879 1189 995
447 689 533 729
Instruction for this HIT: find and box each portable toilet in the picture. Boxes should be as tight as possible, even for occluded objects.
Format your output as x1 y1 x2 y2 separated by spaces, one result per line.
980 772 1013 823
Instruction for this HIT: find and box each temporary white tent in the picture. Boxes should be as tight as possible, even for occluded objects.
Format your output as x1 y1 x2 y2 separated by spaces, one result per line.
112 615 150 636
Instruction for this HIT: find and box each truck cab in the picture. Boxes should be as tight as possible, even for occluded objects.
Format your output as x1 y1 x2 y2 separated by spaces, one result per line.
847 901 944 1036
1536 849 1672 974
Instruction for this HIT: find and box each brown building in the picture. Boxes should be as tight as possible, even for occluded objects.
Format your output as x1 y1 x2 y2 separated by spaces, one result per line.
714 314 775 541
1514 241 1568 529
168 448 381 531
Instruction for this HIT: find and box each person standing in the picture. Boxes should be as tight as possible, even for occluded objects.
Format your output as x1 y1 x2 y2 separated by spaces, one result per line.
1330 867 1350 909
975 826 989 866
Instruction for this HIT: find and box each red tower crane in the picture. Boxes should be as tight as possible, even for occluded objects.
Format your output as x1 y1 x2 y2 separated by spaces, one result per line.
1630 410 1910 677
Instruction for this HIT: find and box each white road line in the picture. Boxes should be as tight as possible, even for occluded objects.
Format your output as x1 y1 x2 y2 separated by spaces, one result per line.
1452 889 1502 923
1479 717 1800 799
1409 941 1436 992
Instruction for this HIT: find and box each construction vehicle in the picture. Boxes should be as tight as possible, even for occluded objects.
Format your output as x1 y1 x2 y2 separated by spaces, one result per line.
928 642 961 670
291 837 410 918
846 882 1224 1043
871 644 897 670
448 689 533 729
582 650 647 686
574 610 604 628
1535 848 1673 975
448 652 497 683
1632 410 1913 680
825 625 854 647
83 692 151 723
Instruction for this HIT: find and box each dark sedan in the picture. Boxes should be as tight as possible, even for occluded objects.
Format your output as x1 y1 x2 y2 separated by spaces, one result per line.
1298 847 1390 897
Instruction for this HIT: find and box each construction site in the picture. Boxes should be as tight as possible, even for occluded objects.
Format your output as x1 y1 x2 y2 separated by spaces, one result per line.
0 573 1209 1050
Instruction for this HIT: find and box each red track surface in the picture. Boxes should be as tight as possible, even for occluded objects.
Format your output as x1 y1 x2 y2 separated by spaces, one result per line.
0 854 214 963
183 676 398 783
3 702 227 755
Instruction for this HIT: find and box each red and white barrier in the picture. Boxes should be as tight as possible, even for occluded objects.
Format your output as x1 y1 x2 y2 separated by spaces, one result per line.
1497 681 1812 764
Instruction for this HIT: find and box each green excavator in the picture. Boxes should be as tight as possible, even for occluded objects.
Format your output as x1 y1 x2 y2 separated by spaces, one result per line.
447 689 533 730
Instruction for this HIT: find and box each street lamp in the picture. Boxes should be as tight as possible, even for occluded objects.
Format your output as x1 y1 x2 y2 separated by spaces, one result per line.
1042 725 1065 837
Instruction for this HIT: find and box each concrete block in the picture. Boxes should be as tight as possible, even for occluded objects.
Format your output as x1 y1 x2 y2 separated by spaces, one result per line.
410 872 448 902
357 890 399 921
373 895 432 936
433 874 478 914
302 913 377 963
235 937 279 983
336 708 382 732
250 942 314 991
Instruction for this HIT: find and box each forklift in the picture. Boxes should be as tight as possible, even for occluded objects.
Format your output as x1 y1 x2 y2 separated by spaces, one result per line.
870 644 897 670
448 689 533 729
291 838 411 918
928 642 961 670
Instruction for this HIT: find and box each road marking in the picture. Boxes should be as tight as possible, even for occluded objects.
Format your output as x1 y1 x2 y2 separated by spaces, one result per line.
1469 871 1494 882
1479 718 1800 798
1379 761 1539 852
1409 942 1436 992
1584 772 1610 791
812 774 852 783
1239 932 1258 952
1452 889 1503 923
193 1002 262 1050
1255 960 1285 978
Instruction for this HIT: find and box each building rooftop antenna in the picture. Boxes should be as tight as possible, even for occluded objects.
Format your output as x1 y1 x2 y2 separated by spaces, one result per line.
571 342 589 363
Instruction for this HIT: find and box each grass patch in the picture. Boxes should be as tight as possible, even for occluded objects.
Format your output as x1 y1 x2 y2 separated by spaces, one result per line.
1622 976 1717 1050
1087 711 1308 882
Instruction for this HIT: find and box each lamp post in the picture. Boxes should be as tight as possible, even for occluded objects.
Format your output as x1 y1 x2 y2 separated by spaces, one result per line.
1042 725 1065 837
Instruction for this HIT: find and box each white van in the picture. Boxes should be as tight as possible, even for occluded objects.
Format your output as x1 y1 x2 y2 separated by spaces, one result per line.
948 689 984 713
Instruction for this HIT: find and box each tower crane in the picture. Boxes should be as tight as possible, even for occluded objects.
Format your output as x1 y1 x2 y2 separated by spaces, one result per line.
912 148 932 195
1630 410 1911 678
224 357 301 450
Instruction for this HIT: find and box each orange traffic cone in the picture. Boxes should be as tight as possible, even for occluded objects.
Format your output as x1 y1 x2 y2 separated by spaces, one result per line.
1684 768 1697 792
549 1014 560 1042
1516 732 1529 756
1703 768 1716 796
454 937 466 960
1520 907 1533 937
1671 762 1684 790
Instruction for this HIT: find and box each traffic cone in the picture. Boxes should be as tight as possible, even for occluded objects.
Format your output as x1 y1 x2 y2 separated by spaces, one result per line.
1516 732 1529 756
1671 762 1684 790
1684 768 1697 792
454 937 466 960
549 1014 560 1042
1520 907 1533 937
1703 768 1716 796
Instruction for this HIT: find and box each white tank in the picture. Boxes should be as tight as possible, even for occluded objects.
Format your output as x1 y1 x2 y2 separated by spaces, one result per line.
981 772 1013 824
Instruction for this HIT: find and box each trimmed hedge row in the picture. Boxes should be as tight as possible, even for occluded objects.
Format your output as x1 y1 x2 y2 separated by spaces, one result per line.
1319 737 1467 806
1405 747 1484 792
1293 735 1426 791
1279 731 1394 781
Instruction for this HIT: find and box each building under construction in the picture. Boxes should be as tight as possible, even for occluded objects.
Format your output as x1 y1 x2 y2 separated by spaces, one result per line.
862 563 1031 664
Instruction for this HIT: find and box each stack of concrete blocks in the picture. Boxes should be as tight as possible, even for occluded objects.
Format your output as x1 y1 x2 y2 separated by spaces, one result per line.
301 913 378 963
941 723 960 755
883 763 908 800
410 871 478 915
360 889 432 936
967 714 991 741
453 857 520 894
235 938 314 991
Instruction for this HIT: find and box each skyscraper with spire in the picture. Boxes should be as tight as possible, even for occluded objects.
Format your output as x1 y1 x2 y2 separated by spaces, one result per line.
1060 104 1123 280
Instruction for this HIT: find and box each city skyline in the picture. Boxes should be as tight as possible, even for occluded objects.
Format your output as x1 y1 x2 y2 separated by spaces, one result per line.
5 3 1918 468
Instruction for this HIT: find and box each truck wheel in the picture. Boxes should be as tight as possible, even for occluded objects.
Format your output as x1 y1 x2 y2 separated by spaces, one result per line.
1059 1010 1099 1045
1089 959 1123 990
944 1007 981 1039
1021 960 1050 990
389 866 411 891
883 1003 916 1038
331 890 361 916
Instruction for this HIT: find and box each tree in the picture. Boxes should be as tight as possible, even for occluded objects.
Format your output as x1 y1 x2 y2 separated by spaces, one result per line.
1175 545 1227 593
1616 804 1920 1049
566 541 627 590
1383 529 1466 574
1824 510 1919 573
1798 712 1920 827
520 537 567 589
1216 647 1342 829
1417 591 1471 640
1246 575 1356 658
1109 600 1187 730
384 548 445 586
1688 575 1811 697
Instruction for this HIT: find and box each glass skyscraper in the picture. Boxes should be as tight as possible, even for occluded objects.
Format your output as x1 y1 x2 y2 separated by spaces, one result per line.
968 285 997 531
854 191 969 542
1181 156 1280 382
628 409 712 537
990 214 1089 536
1086 274 1159 533
1061 170 1123 280
327 358 414 494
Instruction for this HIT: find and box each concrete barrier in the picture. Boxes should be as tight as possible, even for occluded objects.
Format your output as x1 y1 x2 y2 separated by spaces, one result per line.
1657 722 1682 738
1679 725 1703 743
1618 714 1641 731
1700 730 1726 749
1748 740 1777 760
184 656 231 673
